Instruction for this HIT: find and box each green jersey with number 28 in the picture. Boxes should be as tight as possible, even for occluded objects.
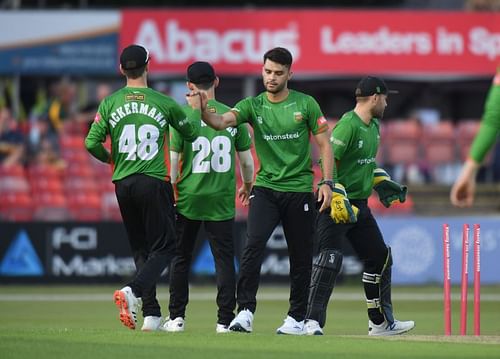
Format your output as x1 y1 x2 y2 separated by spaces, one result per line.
171 99 252 221
86 87 198 182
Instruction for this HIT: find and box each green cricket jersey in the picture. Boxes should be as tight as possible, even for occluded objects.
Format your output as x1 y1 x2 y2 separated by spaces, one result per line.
232 89 327 192
85 87 198 182
331 110 380 199
171 100 252 221
470 70 500 163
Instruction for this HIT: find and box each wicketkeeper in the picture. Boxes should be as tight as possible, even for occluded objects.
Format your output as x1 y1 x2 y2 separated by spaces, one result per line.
304 76 415 336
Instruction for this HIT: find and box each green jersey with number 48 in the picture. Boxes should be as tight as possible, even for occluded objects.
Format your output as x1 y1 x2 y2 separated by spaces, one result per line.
86 87 198 182
171 99 252 221
331 110 380 199
232 90 327 192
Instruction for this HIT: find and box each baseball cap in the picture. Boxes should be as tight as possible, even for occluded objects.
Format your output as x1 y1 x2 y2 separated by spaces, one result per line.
187 61 216 84
120 45 150 70
355 76 398 97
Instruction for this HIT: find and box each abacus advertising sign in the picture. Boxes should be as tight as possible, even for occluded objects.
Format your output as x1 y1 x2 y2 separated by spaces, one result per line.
121 10 500 76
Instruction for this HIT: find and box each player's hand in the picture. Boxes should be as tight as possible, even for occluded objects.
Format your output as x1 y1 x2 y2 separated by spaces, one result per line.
450 159 479 207
330 183 359 224
317 181 333 212
238 182 253 206
373 168 407 208
186 91 208 112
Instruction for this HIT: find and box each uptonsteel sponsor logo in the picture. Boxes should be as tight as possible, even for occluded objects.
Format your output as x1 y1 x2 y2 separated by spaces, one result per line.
263 132 299 141
357 157 376 165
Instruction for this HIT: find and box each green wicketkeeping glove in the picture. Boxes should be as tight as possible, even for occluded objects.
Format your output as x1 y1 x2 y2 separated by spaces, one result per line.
373 168 408 208
330 183 359 224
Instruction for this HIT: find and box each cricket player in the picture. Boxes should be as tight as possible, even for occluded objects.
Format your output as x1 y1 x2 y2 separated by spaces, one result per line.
85 44 199 331
304 76 415 336
162 61 254 333
189 47 334 335
451 67 500 207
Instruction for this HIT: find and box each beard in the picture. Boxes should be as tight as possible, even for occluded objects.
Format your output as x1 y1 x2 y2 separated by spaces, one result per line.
265 81 286 94
372 106 385 119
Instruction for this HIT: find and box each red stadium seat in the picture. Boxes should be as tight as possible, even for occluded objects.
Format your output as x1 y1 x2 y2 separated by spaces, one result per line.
60 135 85 150
67 192 102 221
28 163 64 180
384 120 421 165
33 192 70 221
422 121 456 165
101 191 122 221
0 165 30 195
0 192 34 221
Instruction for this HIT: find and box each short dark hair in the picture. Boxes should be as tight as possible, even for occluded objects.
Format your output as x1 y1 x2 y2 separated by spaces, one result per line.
123 65 147 80
263 47 293 68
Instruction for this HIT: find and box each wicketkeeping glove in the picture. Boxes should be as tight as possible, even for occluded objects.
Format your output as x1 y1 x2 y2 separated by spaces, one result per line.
373 168 408 208
330 183 359 224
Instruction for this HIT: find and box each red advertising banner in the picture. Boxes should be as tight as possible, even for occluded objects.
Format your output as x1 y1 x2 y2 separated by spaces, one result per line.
120 10 500 76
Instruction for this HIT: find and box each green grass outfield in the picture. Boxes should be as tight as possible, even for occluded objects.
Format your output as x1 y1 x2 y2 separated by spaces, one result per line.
0 284 499 359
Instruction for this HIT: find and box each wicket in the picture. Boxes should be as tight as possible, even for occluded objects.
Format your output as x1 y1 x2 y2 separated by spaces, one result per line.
442 223 480 336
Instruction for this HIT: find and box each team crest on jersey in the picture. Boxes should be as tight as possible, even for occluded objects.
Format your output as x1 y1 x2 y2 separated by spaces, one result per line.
125 94 145 101
257 116 263 124
208 106 216 113
93 112 101 123
358 140 364 148
293 111 303 122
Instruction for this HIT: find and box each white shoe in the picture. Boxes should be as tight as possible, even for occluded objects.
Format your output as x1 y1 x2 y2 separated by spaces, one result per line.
304 319 323 336
229 309 253 333
368 319 415 336
113 286 141 330
276 315 305 335
216 323 230 333
161 317 185 332
141 316 162 332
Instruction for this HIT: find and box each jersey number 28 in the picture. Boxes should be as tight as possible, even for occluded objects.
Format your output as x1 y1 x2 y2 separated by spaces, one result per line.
192 136 231 173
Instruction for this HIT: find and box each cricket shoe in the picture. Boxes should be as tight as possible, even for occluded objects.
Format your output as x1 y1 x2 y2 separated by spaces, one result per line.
368 319 415 336
113 286 141 330
141 316 162 332
161 317 185 332
229 309 253 333
304 319 323 336
216 323 230 334
276 315 305 335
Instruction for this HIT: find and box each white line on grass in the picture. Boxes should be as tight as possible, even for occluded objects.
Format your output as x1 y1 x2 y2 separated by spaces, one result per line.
0 292 499 302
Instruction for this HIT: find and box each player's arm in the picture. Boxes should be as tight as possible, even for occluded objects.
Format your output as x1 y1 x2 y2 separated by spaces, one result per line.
237 149 254 206
170 151 180 182
188 91 237 130
85 109 111 164
372 168 407 208
313 130 334 212
451 75 500 207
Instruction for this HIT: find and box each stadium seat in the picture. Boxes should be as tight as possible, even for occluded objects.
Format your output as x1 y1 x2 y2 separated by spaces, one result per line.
101 191 122 221
65 177 99 193
0 192 34 221
67 192 102 221
0 165 30 195
33 192 70 221
60 135 85 150
28 163 64 180
422 121 456 165
384 120 421 165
